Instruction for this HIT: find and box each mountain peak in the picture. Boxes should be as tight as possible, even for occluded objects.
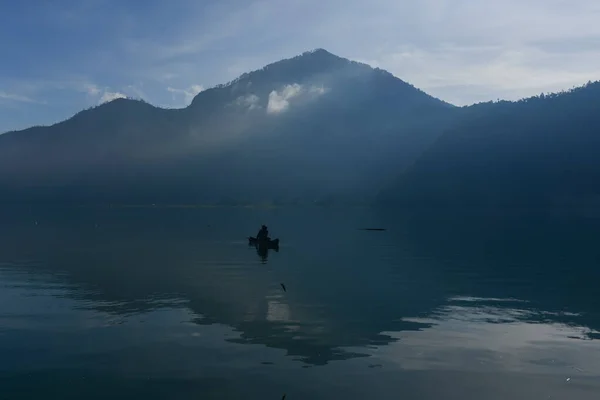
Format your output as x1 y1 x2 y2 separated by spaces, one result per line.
190 49 358 107
262 48 355 72
299 48 339 58
201 49 361 91
189 48 450 110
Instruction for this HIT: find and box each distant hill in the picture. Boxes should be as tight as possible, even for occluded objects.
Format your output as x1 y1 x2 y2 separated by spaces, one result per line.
4 49 597 208
379 82 600 209
0 49 455 205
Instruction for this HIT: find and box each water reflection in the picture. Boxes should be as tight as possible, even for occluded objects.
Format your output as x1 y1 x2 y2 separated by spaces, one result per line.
391 210 600 333
0 207 599 398
251 242 278 263
1 207 443 366
378 295 600 377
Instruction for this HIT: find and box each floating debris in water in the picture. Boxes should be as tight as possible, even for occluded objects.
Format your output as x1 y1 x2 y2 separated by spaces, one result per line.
280 283 287 292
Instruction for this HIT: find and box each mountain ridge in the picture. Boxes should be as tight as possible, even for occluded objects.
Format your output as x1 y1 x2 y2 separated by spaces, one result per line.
1 49 598 207
0 49 455 205
378 80 600 209
1 48 452 137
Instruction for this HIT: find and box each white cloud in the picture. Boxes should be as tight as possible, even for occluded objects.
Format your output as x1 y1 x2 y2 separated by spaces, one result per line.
234 94 261 110
99 91 127 104
266 83 328 114
167 84 205 105
82 83 101 96
125 84 147 100
0 91 40 104
79 82 146 104
267 84 300 114
3 0 600 132
309 85 328 96
368 43 600 105
301 0 600 104
182 0 598 105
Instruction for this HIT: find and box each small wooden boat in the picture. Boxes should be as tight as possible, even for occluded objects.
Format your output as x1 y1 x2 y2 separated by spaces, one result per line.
248 236 280 250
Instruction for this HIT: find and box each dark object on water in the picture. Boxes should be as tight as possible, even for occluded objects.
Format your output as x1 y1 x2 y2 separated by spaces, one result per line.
256 224 269 240
280 283 286 292
281 395 286 400
248 236 280 250
359 228 387 231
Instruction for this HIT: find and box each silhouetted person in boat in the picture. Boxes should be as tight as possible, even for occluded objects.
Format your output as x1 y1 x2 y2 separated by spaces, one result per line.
256 225 269 241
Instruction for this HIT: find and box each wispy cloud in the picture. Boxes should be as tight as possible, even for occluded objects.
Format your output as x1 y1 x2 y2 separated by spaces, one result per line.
267 83 327 114
125 84 147 100
311 0 600 104
82 83 101 96
0 91 43 104
77 83 130 104
1 0 600 131
167 84 205 106
267 84 303 114
99 91 127 104
233 94 261 110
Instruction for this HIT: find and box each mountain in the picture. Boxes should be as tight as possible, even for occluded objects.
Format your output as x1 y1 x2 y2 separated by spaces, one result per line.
0 49 456 205
379 81 600 209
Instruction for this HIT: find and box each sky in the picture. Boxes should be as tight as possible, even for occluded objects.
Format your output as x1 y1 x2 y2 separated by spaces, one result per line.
1 0 599 132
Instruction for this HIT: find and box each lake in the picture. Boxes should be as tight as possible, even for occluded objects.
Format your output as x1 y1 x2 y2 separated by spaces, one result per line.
0 206 599 399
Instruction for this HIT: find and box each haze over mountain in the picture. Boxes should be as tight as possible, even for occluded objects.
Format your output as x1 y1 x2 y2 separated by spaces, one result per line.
1 49 599 207
0 49 455 205
380 82 600 209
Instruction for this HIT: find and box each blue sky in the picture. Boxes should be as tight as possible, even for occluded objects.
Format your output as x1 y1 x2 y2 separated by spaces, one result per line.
1 0 599 132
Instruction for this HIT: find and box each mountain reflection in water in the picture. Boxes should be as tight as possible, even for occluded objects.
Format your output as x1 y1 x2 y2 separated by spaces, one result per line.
0 207 599 399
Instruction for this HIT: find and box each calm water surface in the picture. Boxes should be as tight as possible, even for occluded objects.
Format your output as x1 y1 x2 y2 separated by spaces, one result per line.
0 207 599 399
